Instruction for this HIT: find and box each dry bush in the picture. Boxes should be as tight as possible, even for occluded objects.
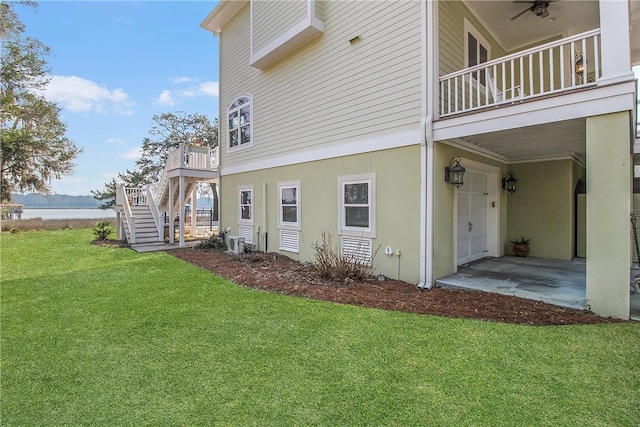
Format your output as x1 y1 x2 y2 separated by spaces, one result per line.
311 231 377 283
1 217 115 232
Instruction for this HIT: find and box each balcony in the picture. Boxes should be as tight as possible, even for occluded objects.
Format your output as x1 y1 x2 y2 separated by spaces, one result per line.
439 29 601 118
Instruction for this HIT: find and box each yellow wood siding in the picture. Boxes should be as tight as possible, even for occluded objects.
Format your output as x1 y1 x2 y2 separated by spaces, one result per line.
219 1 422 169
252 0 307 52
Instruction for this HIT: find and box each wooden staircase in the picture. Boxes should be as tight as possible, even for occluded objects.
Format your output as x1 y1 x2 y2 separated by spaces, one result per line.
122 205 162 245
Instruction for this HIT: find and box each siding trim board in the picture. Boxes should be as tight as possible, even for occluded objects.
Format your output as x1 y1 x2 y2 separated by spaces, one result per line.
221 128 421 176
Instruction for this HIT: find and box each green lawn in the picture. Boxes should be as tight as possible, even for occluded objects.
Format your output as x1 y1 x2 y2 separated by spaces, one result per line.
1 229 639 426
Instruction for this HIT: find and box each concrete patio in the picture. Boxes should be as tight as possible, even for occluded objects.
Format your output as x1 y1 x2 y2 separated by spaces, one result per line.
436 256 640 320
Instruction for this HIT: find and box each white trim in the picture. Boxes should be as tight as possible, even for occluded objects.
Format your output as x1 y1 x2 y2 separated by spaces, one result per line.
227 94 254 154
452 158 501 273
238 185 254 226
337 173 376 239
220 128 421 176
433 81 637 141
277 180 301 231
443 139 509 163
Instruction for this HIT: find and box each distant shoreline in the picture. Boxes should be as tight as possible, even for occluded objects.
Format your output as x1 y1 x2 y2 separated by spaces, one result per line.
22 206 103 210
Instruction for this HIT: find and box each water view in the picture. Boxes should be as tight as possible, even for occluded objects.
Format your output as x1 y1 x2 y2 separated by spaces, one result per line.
21 208 116 220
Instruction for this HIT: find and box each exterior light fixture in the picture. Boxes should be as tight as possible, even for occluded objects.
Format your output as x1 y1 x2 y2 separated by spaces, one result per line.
444 156 465 188
502 171 517 193
574 53 585 83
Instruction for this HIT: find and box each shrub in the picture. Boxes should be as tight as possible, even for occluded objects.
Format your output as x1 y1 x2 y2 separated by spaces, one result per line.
311 231 377 283
92 220 113 240
196 231 227 251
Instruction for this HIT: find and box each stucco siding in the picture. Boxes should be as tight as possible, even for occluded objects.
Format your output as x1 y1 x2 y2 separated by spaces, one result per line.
219 1 423 170
252 0 307 53
220 146 422 284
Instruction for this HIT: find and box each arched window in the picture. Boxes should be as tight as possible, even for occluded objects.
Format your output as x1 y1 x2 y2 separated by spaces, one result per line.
228 95 252 150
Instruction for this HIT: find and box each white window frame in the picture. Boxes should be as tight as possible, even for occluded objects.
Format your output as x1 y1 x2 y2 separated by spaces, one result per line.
278 180 301 231
463 19 491 86
337 173 376 238
238 185 254 225
227 94 253 153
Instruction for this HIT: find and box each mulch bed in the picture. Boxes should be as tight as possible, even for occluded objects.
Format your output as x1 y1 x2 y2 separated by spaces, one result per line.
168 248 628 326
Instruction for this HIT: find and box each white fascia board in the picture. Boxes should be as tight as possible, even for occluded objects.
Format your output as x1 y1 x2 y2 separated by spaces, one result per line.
200 0 248 35
220 128 421 176
433 81 637 141
250 16 324 69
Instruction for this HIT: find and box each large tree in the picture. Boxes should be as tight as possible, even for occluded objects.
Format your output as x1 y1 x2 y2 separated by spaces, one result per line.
92 112 218 209
0 1 81 201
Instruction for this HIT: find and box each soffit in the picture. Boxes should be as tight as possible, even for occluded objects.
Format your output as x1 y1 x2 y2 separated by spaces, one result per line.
462 0 600 52
459 118 586 162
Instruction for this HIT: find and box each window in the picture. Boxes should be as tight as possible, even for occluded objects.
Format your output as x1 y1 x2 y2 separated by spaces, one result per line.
228 95 252 151
338 173 376 238
464 20 490 86
278 182 300 230
238 186 253 224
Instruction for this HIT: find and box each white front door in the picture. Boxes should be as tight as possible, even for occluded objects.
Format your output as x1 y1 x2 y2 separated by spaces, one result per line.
457 170 489 265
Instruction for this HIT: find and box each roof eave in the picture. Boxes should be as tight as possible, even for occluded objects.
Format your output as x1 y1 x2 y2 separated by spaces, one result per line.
200 0 248 35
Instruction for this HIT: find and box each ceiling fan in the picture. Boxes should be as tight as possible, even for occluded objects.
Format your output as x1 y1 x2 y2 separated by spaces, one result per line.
511 1 555 21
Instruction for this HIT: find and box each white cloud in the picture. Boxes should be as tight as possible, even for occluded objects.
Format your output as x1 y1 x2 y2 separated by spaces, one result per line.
199 81 219 97
117 147 141 160
106 137 126 145
43 75 134 115
171 76 196 84
154 90 176 106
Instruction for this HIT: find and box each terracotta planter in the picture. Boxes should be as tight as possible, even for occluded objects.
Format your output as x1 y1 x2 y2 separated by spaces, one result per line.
513 243 530 257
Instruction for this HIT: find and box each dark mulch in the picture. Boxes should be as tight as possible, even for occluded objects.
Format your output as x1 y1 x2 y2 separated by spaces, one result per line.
169 249 626 326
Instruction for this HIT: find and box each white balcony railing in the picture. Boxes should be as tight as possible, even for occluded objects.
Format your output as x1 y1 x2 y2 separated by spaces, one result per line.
166 143 217 171
439 28 601 117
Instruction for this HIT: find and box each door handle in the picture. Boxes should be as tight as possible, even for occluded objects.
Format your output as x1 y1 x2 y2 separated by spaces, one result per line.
468 222 473 232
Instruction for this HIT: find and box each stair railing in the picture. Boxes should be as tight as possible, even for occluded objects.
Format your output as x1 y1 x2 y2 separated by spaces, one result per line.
146 185 163 241
116 184 136 244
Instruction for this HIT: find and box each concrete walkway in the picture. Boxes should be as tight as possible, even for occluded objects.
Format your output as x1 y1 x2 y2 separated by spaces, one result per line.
437 256 640 319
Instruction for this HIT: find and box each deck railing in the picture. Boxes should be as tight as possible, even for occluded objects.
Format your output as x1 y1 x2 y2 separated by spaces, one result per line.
439 28 601 117
124 187 147 206
116 184 136 244
166 143 217 171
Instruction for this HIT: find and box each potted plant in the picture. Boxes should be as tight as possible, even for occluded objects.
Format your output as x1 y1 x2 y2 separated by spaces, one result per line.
510 237 531 257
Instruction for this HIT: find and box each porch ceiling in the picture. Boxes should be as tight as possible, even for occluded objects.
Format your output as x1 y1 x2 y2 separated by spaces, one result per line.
463 0 640 64
458 118 586 163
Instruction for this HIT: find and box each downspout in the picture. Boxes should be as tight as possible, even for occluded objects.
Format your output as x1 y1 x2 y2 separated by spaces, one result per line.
418 115 434 290
417 0 437 290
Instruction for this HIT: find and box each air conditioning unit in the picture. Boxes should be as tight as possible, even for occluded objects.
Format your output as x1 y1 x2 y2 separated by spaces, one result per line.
227 236 245 254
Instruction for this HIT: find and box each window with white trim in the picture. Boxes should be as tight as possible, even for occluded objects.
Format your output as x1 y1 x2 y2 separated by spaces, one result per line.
464 20 490 86
278 182 300 230
338 173 376 238
228 95 252 151
238 186 253 225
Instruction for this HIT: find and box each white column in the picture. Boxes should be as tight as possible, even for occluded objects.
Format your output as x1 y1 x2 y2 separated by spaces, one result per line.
586 111 631 319
179 176 185 247
191 183 198 236
598 0 634 85
168 179 175 244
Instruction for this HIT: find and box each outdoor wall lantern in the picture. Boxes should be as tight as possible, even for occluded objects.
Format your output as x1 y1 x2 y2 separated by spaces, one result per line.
444 156 466 188
502 171 518 193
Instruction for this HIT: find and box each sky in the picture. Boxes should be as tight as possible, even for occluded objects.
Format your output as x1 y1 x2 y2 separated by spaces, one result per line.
17 0 220 196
